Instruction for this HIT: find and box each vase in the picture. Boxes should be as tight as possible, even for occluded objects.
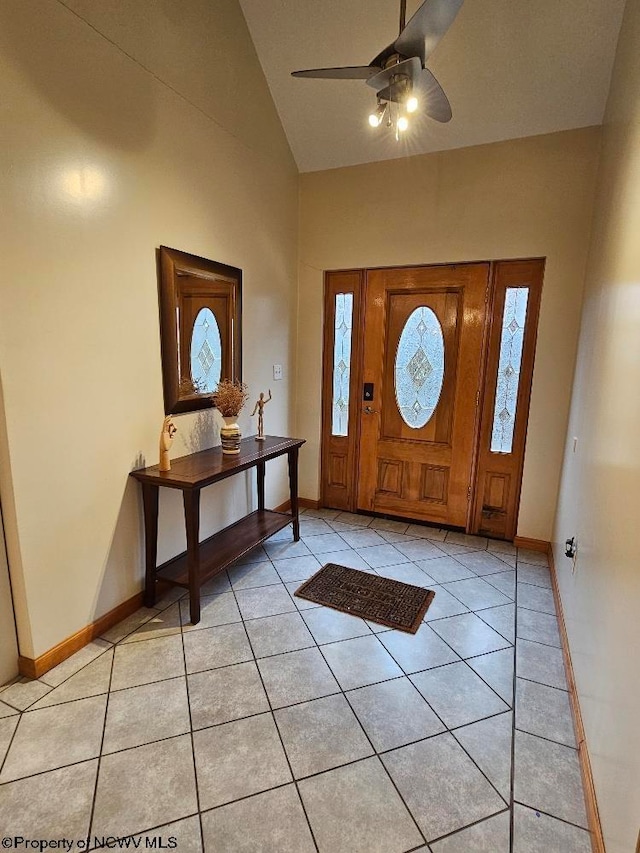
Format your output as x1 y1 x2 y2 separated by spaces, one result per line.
221 415 242 455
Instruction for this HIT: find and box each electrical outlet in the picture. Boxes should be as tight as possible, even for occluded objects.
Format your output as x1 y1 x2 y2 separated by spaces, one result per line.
273 364 283 381
565 536 578 573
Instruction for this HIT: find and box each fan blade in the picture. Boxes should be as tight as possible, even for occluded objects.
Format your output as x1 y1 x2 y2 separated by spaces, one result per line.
413 67 452 122
366 56 422 92
394 0 464 64
291 66 379 80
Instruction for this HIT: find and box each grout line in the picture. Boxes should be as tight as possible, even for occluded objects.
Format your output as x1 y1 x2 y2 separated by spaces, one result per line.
517 576 553 589
4 645 116 712
312 639 429 848
473 610 516 646
177 599 206 853
508 552 520 853
0 711 21 778
409 665 513 809
0 697 517 792
228 579 321 853
512 800 592 833
340 690 429 848
316 625 511 813
513 725 579 751
99 812 201 847
0 648 519 785
427 807 510 846
516 674 569 693
98 608 165 646
513 603 558 617
383 621 512 710
86 644 116 842
513 634 562 651
6 675 515 777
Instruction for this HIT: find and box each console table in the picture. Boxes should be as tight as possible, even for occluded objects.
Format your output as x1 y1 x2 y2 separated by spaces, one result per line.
130 435 305 625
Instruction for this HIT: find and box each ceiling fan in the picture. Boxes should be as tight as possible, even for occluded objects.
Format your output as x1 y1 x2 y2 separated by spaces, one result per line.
292 0 463 136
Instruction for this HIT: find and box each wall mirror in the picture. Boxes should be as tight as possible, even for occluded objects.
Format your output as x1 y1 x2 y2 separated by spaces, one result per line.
158 246 242 414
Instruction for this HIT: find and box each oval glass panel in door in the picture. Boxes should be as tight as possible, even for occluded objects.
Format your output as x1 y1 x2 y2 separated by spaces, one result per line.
190 307 222 393
395 307 445 428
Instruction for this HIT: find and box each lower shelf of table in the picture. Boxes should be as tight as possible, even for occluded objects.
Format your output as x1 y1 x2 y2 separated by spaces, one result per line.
155 509 293 588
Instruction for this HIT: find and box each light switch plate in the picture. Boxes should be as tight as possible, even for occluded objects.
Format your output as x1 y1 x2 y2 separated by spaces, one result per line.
273 364 283 381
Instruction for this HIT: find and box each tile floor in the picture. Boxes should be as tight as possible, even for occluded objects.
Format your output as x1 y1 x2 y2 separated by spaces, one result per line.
0 509 593 852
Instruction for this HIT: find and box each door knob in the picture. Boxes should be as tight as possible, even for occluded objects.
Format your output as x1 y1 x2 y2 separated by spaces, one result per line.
363 405 379 415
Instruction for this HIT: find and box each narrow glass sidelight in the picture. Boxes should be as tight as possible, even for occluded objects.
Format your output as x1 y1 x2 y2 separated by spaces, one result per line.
395 307 445 428
332 293 354 436
190 307 222 393
491 287 529 453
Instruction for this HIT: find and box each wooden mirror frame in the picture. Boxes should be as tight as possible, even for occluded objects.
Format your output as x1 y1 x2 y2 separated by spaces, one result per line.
158 246 242 414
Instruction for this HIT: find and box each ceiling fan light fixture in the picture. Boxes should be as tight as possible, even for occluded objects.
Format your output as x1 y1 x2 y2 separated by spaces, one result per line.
368 102 387 127
292 0 462 131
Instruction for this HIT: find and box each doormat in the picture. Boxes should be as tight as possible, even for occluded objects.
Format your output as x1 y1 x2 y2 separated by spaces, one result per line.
294 563 435 634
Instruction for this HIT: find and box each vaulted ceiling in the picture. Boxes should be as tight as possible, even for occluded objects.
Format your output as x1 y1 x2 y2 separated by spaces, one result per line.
239 0 626 172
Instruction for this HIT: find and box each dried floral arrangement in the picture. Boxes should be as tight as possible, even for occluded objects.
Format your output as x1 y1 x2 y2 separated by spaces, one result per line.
214 379 249 417
178 376 206 397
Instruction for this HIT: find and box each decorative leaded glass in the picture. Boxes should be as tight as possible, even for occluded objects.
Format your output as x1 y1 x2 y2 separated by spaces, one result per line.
331 293 354 436
395 307 445 429
190 307 222 393
491 287 529 453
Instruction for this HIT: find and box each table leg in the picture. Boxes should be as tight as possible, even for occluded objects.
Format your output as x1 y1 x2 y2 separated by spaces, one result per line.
257 461 265 512
183 489 202 625
288 447 300 541
141 483 159 608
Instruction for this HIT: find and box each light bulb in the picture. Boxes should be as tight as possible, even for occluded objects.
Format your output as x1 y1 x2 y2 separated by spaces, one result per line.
406 96 418 113
397 115 409 132
368 103 387 128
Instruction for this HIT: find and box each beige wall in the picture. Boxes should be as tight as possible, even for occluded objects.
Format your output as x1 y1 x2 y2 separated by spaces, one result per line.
0 0 298 659
0 503 18 685
298 128 601 540
553 0 640 849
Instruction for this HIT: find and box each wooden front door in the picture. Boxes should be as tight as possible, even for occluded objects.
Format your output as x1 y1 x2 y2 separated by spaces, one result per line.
357 264 489 527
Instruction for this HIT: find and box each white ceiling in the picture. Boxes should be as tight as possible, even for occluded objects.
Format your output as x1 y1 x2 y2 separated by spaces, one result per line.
239 0 626 173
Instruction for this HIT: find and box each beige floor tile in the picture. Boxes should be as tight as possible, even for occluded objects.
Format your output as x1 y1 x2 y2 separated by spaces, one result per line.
93 735 198 838
0 760 98 838
0 695 106 782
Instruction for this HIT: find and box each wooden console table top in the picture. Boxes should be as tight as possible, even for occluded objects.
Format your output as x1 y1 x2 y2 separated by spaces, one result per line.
130 435 305 489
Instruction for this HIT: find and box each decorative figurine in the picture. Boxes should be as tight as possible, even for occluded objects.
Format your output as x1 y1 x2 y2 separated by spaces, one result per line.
251 390 272 440
159 415 177 471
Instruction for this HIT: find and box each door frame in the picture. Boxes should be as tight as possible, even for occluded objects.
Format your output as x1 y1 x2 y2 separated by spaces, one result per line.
320 258 545 539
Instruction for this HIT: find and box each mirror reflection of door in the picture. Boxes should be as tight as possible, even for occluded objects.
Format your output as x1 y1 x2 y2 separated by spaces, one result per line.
181 288 229 394
320 260 544 539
